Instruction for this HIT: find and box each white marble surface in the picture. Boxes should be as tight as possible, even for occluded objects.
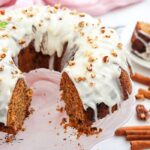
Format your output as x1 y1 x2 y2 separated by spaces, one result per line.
92 0 150 149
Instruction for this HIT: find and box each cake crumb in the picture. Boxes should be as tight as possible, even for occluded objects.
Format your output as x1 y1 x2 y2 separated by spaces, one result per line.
56 106 64 113
29 107 35 115
21 127 26 132
5 134 15 143
60 117 67 126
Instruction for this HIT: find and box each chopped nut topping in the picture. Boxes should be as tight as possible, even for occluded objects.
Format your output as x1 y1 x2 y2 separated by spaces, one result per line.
100 27 105 33
38 23 42 27
92 44 98 49
9 60 14 64
100 27 106 34
87 63 92 72
75 77 86 83
68 60 75 66
27 13 34 17
86 23 89 26
117 43 123 49
70 10 78 15
89 82 95 87
22 9 35 17
18 39 26 45
101 29 105 33
0 53 6 60
80 31 84 36
0 65 4 71
103 56 109 63
0 34 9 38
7 17 12 21
12 26 16 30
22 9 28 14
110 30 114 33
88 56 96 63
78 21 85 28
105 35 111 38
91 72 96 78
87 36 94 44
2 47 8 52
54 4 60 9
0 10 5 15
79 13 85 17
111 50 118 57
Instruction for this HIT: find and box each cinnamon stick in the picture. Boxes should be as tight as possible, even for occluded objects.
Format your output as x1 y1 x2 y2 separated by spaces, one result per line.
131 140 150 150
115 126 150 136
126 130 150 135
131 73 150 86
127 135 150 141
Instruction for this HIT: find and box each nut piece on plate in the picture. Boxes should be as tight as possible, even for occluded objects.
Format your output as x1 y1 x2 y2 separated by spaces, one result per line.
136 104 149 121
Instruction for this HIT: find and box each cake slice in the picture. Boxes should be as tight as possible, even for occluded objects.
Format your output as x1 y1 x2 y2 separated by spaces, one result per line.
131 21 150 60
0 79 32 134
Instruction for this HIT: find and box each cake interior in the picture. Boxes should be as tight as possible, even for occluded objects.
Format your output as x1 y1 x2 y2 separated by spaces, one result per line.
0 79 32 134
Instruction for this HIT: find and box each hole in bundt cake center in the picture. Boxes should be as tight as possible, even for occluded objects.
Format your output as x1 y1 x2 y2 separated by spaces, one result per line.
17 41 50 73
16 40 71 73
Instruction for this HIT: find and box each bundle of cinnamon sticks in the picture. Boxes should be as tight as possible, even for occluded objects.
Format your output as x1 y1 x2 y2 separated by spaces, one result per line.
115 126 150 150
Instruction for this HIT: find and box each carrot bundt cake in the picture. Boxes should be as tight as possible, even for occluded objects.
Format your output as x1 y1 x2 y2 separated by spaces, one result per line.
131 21 150 60
0 5 132 135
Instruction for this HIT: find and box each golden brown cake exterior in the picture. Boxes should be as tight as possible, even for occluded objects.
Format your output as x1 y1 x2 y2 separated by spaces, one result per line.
0 79 32 134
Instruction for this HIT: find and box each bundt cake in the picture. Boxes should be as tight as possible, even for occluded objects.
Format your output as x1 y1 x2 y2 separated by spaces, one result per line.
0 5 132 135
131 21 150 60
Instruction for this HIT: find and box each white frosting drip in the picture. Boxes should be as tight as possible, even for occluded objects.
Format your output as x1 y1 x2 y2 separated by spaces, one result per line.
0 5 130 124
133 30 150 60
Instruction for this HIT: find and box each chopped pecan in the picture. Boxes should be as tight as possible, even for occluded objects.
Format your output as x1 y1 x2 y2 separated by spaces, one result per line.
136 104 149 121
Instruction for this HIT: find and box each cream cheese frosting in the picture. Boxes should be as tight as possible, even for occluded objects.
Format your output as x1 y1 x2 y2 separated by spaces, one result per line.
0 5 131 124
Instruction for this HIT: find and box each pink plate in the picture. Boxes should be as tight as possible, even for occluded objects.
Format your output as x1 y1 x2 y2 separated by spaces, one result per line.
0 69 135 150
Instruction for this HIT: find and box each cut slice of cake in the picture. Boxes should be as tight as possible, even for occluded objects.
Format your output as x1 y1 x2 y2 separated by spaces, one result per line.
131 21 150 60
0 79 32 134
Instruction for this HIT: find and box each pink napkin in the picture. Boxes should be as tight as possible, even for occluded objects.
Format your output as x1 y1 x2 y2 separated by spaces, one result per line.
0 0 143 16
